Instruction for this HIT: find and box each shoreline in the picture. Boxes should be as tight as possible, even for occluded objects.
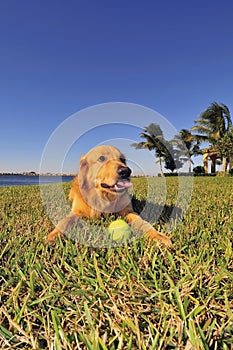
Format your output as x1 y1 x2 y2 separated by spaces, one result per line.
0 172 75 176
0 174 75 187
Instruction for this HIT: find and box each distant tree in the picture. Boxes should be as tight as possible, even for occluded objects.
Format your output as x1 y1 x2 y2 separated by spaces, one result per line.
191 102 232 172
164 152 183 173
132 123 183 175
172 129 200 172
162 141 183 173
217 127 233 171
191 102 232 143
193 165 205 175
132 123 167 176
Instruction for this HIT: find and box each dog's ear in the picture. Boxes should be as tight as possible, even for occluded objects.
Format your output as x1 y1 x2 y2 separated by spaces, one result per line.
80 155 88 168
78 155 89 189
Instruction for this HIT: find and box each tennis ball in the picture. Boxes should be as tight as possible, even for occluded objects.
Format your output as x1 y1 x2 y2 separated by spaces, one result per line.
108 219 131 242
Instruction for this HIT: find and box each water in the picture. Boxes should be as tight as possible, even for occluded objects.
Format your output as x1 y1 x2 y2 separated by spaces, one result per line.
0 175 74 187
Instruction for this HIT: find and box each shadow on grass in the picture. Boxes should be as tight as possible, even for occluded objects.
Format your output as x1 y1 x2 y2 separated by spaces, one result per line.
55 195 183 247
131 195 183 226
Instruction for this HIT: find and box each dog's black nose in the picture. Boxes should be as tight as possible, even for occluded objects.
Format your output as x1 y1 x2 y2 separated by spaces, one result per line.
118 166 131 178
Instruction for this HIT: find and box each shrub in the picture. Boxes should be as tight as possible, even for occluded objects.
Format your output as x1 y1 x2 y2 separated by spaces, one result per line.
193 165 205 175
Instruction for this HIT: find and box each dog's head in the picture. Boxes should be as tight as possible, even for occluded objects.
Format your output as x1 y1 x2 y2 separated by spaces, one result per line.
78 145 132 196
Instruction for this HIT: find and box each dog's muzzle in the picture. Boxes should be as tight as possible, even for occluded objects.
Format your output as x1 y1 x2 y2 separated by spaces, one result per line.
101 165 132 192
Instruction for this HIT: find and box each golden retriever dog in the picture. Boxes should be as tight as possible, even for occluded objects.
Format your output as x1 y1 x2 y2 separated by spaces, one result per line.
47 145 172 247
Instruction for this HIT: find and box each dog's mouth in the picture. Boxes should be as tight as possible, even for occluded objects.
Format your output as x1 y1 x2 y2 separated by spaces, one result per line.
101 178 132 193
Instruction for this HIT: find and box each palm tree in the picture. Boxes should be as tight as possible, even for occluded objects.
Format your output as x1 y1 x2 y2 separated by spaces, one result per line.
172 129 200 173
217 127 233 171
131 123 169 176
191 102 232 143
191 102 232 172
163 150 183 173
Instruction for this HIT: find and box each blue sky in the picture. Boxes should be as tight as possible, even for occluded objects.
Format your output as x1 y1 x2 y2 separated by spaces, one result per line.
1 0 233 174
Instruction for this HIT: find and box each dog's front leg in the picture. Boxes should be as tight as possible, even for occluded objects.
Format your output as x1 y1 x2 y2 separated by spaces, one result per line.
125 212 172 247
47 213 77 243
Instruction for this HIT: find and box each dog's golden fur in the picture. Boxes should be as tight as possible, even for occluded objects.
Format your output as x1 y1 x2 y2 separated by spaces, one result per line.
47 145 172 247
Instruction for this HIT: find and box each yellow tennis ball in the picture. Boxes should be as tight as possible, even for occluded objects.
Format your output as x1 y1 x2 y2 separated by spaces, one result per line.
108 219 131 242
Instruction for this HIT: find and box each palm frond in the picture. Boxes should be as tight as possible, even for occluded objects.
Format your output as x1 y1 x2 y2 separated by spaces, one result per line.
191 125 211 134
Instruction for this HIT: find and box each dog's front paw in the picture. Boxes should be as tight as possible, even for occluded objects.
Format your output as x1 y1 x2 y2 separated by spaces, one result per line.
148 229 172 248
46 228 62 244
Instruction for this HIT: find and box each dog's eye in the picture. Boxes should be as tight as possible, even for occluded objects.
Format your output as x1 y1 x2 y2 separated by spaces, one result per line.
98 156 106 162
120 157 126 164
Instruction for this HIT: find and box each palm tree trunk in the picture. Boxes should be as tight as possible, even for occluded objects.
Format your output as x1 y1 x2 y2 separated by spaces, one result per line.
210 155 217 173
222 157 228 172
229 154 233 170
159 157 164 177
188 157 192 173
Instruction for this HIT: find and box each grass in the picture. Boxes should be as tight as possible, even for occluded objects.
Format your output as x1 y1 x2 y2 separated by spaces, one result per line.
0 177 232 349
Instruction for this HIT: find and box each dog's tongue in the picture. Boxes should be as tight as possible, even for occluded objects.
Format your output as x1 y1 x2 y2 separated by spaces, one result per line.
116 179 132 188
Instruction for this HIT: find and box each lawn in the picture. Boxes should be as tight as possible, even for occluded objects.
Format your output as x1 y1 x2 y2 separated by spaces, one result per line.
0 177 232 349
